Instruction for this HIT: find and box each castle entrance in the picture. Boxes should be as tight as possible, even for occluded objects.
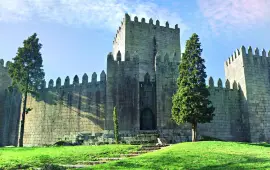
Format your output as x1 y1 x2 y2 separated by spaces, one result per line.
140 108 156 130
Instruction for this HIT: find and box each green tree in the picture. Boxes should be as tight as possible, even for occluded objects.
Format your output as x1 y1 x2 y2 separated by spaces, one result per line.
171 33 215 142
8 33 45 147
113 106 119 144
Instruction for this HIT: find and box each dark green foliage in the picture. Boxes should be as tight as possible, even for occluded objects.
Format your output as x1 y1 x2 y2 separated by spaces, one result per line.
199 136 224 141
8 33 45 93
113 106 119 144
54 140 74 146
171 33 215 142
25 108 33 114
8 33 45 146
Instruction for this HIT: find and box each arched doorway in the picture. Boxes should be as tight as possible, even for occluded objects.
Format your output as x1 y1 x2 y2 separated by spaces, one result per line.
140 108 156 130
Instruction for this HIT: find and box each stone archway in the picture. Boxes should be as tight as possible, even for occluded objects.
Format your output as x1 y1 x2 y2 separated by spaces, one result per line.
140 108 156 130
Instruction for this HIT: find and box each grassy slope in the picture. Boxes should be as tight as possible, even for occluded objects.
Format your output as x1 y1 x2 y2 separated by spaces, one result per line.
0 145 140 169
91 142 270 170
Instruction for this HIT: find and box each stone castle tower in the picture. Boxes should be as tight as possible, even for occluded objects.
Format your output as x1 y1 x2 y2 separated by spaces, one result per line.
225 47 270 142
105 14 180 132
0 14 270 146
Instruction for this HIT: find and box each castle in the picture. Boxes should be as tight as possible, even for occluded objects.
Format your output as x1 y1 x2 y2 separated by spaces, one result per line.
0 14 270 146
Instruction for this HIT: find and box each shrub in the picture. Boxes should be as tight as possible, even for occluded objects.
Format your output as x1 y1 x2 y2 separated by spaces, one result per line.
113 107 119 144
54 140 73 146
199 136 223 141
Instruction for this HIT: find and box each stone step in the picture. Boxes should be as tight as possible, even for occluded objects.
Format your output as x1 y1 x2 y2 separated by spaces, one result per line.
75 161 107 165
61 164 93 168
141 145 161 148
143 144 169 147
140 147 161 151
120 153 140 157
97 157 123 161
130 150 150 154
141 145 170 149
61 146 168 168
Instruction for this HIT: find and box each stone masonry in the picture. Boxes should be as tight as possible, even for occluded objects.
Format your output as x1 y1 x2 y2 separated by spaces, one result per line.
0 14 270 146
0 60 21 146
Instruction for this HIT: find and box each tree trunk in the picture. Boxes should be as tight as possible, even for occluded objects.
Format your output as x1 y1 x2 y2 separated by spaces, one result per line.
192 122 197 142
18 75 29 147
18 91 28 147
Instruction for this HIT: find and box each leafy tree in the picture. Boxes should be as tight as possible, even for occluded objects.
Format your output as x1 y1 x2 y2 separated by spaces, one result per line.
8 33 45 147
171 33 215 142
113 106 119 144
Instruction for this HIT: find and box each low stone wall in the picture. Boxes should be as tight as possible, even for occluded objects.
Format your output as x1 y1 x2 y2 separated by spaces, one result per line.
78 129 192 145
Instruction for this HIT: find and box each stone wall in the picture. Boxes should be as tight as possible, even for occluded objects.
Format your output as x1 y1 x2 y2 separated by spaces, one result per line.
225 46 270 142
113 19 126 60
198 77 245 141
155 54 179 129
241 47 270 142
0 59 21 146
105 50 191 143
0 59 9 146
22 72 106 146
105 52 139 131
3 88 21 146
225 46 250 141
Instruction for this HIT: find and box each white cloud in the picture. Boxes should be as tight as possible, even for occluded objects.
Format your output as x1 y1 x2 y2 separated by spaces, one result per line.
0 0 188 35
198 0 270 33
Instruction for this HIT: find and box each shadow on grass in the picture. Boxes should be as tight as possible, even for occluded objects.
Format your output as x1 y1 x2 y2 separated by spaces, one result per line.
199 136 224 141
198 156 270 170
93 152 270 170
237 142 270 148
247 143 270 148
113 155 182 169
92 154 184 169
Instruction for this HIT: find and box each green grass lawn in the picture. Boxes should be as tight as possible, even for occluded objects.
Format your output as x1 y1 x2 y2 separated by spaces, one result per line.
91 141 270 170
1 142 270 170
0 144 140 169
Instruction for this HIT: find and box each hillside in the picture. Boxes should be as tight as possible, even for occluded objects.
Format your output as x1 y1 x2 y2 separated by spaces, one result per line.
91 141 270 170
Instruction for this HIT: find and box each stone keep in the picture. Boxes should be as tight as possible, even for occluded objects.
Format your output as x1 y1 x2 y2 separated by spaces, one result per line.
106 14 180 132
0 14 270 146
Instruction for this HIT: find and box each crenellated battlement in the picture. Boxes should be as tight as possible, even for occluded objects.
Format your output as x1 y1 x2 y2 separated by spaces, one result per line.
155 51 179 63
125 13 179 29
208 76 239 90
42 71 107 90
225 46 246 66
107 51 139 63
113 13 180 43
107 50 178 66
225 46 270 67
0 59 12 69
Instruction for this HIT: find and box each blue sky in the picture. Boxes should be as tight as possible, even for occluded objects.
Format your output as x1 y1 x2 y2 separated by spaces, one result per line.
1 0 270 86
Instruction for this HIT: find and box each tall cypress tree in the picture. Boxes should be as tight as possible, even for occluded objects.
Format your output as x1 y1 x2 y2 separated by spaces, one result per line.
113 106 119 144
172 33 215 142
8 33 45 147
